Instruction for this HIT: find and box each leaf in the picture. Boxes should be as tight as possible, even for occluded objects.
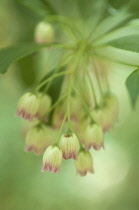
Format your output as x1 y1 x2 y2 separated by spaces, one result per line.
0 42 51 74
108 0 139 16
78 0 107 20
17 55 36 87
16 0 57 17
126 69 139 108
108 35 139 52
93 10 131 41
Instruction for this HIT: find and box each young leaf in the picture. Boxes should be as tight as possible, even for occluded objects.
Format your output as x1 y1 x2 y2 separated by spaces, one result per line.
16 0 57 18
92 10 131 41
108 35 139 52
126 69 139 108
0 42 52 74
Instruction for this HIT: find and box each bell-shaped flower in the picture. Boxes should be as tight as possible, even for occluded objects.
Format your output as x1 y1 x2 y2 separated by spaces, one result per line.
17 92 39 121
83 123 104 150
75 150 94 176
25 124 54 155
36 93 52 119
59 133 79 160
41 145 62 173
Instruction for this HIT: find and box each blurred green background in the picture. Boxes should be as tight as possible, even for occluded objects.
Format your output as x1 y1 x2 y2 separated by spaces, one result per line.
0 0 139 210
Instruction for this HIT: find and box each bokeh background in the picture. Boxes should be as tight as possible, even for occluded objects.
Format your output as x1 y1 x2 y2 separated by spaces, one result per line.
0 0 139 210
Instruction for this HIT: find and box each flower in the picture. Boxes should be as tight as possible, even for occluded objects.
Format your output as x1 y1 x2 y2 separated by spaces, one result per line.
59 132 79 160
41 145 62 173
83 123 104 150
75 150 94 176
36 93 52 119
53 96 83 129
25 124 54 155
34 21 54 44
17 92 39 121
92 95 119 132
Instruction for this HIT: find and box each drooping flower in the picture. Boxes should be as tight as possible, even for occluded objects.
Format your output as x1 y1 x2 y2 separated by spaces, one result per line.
53 96 83 129
83 123 104 150
92 94 119 132
41 145 62 173
34 21 54 44
17 92 39 121
25 124 54 155
36 93 52 119
75 150 94 176
59 132 79 160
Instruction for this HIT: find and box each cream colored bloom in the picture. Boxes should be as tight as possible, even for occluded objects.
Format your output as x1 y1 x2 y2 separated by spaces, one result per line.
59 133 79 160
41 145 62 173
92 95 119 132
75 150 94 176
17 92 39 121
84 124 104 150
36 93 52 119
25 124 54 155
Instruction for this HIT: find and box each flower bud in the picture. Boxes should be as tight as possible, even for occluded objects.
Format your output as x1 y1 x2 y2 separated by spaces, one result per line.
41 145 62 173
75 150 94 176
17 92 39 121
59 133 79 160
84 124 104 150
34 21 54 44
36 93 52 119
25 124 55 155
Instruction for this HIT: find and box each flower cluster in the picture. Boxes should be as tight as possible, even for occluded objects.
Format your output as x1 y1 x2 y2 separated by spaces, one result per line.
16 21 119 176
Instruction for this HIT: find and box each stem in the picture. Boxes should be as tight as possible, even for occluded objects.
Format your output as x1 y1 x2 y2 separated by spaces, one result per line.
74 87 95 123
86 69 98 107
48 93 66 113
55 112 68 144
35 70 73 92
92 58 104 97
104 73 110 92
69 122 84 149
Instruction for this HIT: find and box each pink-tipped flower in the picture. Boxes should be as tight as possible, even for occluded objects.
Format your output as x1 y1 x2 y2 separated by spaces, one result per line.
59 133 79 160
25 124 52 155
41 145 62 173
34 21 54 44
84 124 104 150
36 93 52 119
75 150 94 176
17 92 39 121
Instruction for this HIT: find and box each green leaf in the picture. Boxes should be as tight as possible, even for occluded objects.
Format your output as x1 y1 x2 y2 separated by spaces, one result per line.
17 55 36 87
16 0 57 17
93 10 131 41
108 0 139 16
126 69 139 108
108 35 139 52
0 42 51 74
